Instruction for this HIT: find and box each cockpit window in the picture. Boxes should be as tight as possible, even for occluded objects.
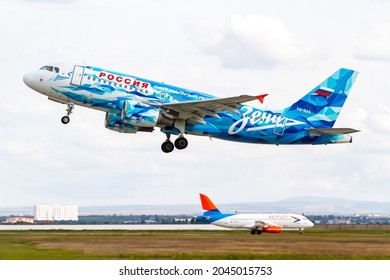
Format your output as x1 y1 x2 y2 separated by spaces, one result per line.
39 65 60 73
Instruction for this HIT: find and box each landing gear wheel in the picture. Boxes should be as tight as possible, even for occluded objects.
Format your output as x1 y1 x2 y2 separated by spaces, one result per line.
250 230 256 235
161 141 174 153
174 137 188 150
61 103 74 124
61 116 70 124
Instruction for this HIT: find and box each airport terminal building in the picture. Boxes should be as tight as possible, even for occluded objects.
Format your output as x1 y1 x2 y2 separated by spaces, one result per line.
34 204 78 221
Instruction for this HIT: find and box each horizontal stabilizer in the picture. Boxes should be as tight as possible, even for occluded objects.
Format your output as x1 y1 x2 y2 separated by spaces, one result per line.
307 127 360 137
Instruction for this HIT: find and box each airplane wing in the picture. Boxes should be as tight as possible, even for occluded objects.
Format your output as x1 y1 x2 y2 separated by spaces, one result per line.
253 220 271 228
242 220 275 229
307 128 360 137
153 94 268 124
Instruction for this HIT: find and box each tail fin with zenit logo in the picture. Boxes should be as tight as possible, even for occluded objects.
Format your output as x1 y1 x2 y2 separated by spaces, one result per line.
282 68 358 128
200 193 221 215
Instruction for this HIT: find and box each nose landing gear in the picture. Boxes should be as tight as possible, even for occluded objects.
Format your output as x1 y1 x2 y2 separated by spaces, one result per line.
61 103 74 124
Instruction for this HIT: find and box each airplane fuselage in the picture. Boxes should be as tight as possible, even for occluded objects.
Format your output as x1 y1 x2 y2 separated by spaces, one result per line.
199 213 314 230
23 63 357 152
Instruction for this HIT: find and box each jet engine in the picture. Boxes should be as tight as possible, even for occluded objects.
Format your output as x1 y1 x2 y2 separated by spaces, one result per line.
262 225 283 233
330 135 353 143
121 100 173 128
105 112 138 133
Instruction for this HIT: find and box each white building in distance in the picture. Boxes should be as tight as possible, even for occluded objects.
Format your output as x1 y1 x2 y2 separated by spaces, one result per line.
34 204 78 221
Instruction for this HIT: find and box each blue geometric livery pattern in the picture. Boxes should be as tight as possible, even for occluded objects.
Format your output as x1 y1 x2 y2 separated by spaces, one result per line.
23 64 359 152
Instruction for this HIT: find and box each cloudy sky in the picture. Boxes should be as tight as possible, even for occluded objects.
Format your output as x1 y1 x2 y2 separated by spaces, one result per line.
1 0 389 208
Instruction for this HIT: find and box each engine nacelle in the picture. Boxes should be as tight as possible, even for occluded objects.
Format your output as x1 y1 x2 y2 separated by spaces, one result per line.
121 100 173 127
263 225 283 233
105 112 138 133
330 134 353 143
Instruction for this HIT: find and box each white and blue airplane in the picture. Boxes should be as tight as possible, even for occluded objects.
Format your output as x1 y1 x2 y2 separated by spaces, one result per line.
23 64 359 153
197 193 314 235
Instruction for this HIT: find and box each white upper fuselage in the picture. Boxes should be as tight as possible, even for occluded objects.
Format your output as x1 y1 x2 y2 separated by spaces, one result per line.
209 213 314 230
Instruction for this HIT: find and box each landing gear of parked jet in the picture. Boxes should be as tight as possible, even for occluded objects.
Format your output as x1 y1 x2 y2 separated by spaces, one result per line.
61 103 74 124
250 228 262 235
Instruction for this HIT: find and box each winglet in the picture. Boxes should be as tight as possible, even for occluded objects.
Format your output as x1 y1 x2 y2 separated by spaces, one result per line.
256 94 268 104
199 193 218 212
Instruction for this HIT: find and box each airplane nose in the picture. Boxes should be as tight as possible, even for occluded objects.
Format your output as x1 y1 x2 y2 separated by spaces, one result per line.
23 71 35 87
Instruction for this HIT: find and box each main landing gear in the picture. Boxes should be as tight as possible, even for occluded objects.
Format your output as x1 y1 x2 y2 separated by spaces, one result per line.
61 103 74 124
161 133 189 153
250 228 262 235
161 120 189 153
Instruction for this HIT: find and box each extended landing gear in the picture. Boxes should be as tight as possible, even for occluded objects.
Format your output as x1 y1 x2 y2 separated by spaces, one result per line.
61 116 70 124
61 103 74 124
161 134 188 153
174 137 188 150
161 120 189 153
161 140 175 153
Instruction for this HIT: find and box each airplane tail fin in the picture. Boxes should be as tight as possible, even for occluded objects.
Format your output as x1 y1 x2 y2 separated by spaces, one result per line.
200 193 221 214
282 68 358 128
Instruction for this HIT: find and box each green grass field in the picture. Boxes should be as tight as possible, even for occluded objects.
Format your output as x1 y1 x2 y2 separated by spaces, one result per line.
1 229 390 260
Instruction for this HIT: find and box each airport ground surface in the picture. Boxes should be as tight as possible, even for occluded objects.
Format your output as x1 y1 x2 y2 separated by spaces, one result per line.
1 228 390 260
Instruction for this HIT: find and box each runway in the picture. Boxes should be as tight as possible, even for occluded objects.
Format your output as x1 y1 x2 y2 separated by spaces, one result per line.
0 224 228 231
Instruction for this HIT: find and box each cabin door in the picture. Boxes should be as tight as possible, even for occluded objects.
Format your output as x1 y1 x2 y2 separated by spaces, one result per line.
70 65 85 87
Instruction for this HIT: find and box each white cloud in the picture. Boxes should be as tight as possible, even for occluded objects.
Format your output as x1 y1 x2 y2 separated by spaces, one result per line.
354 23 390 63
190 15 310 69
